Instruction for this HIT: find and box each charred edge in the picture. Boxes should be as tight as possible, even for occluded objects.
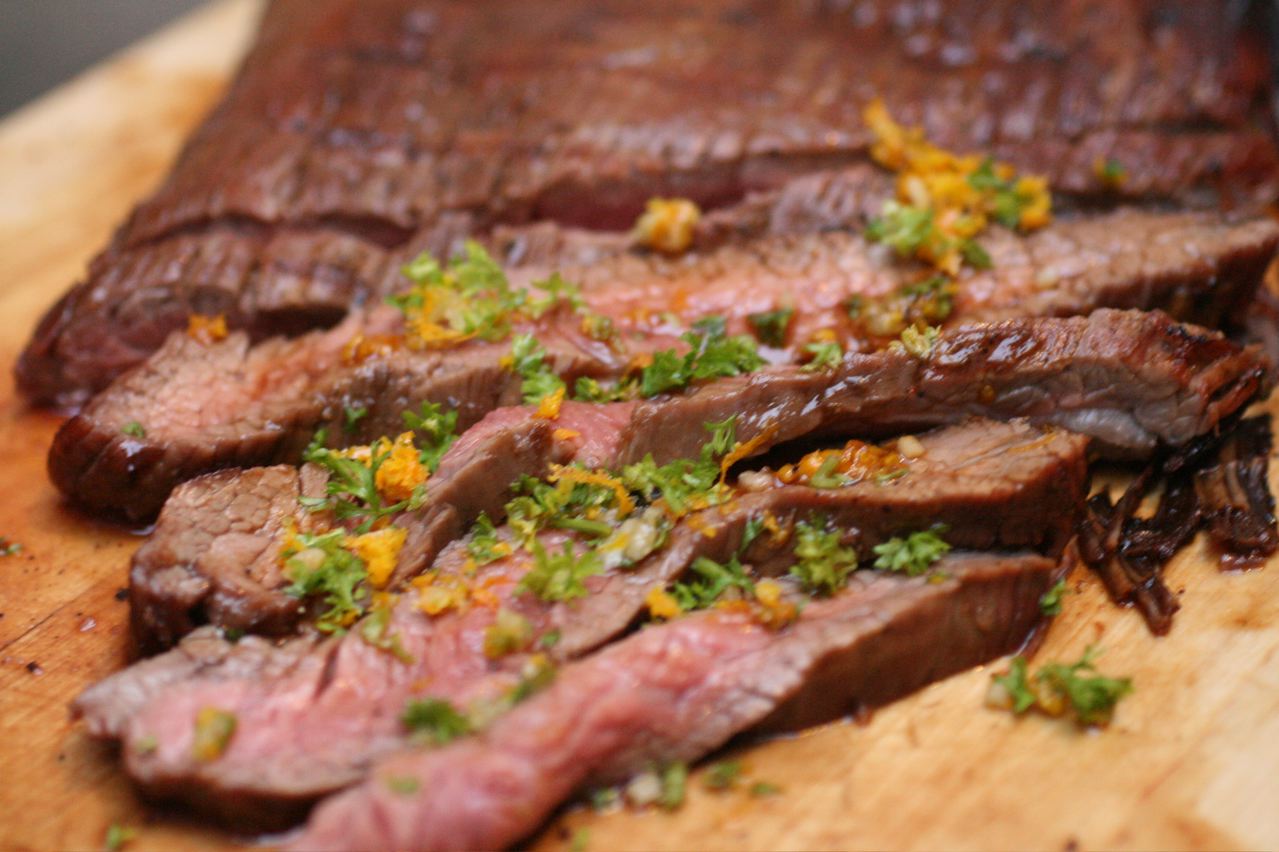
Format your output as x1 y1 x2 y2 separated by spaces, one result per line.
1077 414 1277 633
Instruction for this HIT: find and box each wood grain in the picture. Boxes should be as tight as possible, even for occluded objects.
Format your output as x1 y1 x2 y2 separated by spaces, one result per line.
1 2 1277 849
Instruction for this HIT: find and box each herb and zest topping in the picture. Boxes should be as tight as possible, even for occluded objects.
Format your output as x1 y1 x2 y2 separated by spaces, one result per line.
871 527 951 576
987 646 1133 728
191 707 237 762
633 198 701 254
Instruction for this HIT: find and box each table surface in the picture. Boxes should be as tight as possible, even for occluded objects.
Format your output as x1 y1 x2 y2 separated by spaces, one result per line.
1 2 1278 849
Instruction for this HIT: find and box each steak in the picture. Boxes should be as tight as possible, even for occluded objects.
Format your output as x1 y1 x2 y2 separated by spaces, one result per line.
293 551 1057 852
17 0 1279 405
122 305 1263 647
48 211 1279 519
74 419 1085 824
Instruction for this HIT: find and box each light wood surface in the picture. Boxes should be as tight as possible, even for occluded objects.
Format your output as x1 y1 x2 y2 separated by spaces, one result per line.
2 2 1278 850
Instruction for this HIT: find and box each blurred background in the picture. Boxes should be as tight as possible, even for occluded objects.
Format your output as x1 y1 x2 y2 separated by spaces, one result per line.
1 0 205 116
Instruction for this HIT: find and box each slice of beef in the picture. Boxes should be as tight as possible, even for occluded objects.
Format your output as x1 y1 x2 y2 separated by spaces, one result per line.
293 551 1056 852
74 419 1085 824
120 303 1258 644
47 211 1279 520
17 0 1279 406
122 306 1266 647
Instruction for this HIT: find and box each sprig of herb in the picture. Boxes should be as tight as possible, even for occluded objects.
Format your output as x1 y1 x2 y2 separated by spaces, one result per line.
638 317 764 397
989 646 1133 728
519 539 603 602
802 340 843 372
282 528 369 632
669 555 755 611
747 307 794 346
509 333 567 406
299 429 424 533
791 516 858 595
1039 578 1069 616
402 698 473 745
871 527 950 576
402 401 459 472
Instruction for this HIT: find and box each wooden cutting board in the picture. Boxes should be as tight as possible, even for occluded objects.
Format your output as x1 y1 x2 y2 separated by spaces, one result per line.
2 2 1278 849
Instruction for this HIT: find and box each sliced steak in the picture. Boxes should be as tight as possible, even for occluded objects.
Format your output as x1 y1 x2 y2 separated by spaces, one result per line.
74 419 1084 824
123 307 1265 646
294 550 1056 852
47 211 1279 519
17 0 1279 405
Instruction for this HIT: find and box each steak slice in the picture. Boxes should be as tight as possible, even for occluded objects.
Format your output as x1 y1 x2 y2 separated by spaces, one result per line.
17 0 1279 405
293 551 1056 852
123 305 1261 648
47 211 1279 519
74 419 1085 825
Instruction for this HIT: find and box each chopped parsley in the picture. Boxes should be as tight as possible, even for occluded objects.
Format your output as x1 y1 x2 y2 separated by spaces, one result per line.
385 775 420 796
747 307 794 346
791 516 858 595
519 539 603 603
808 455 851 490
467 512 510 565
402 401 459 472
802 340 843 372
0 538 21 557
120 421 146 439
871 527 950 576
342 405 368 434
990 646 1133 728
669 555 755 611
658 761 688 810
638 318 765 397
897 323 940 358
1039 579 1069 616
402 698 473 745
358 602 414 664
509 333 567 406
483 608 533 658
191 707 237 762
282 528 369 632
703 760 743 791
300 429 426 533
104 823 138 851
968 158 1044 232
866 201 938 258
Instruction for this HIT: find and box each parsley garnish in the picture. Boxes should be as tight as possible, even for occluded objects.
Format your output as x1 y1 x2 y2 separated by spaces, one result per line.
509 333 567 406
658 762 688 810
871 527 950 576
808 455 850 489
747 307 794 346
104 823 138 851
519 538 603 602
299 429 425 533
402 401 458 472
402 698 473 745
669 555 755 611
703 760 743 791
358 602 414 664
1039 579 1069 616
802 340 843 371
866 201 938 257
120 421 146 438
282 529 369 632
990 646 1133 728
638 318 764 397
791 516 858 595
897 323 940 358
342 405 368 434
467 512 510 565
620 417 736 516
483 608 533 659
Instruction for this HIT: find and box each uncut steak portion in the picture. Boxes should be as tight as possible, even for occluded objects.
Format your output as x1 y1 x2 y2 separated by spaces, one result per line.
75 420 1085 824
17 0 1279 406
294 551 1056 852
48 211 1279 520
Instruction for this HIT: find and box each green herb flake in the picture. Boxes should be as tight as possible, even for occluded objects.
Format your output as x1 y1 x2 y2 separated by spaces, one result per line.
386 775 421 796
749 781 782 797
670 555 755 611
282 528 369 633
802 340 843 372
120 421 146 439
791 516 858 595
865 201 938 257
300 428 424 533
1039 579 1069 616
467 511 511 565
638 318 765 398
191 707 237 762
483 608 533 659
342 404 368 434
658 761 689 811
509 333 567 406
402 697 473 745
703 760 742 791
898 323 940 358
989 646 1133 728
747 307 794 347
358 602 415 664
519 539 603 603
872 527 951 577
538 628 562 650
104 823 138 851
402 401 459 472
0 538 21 557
